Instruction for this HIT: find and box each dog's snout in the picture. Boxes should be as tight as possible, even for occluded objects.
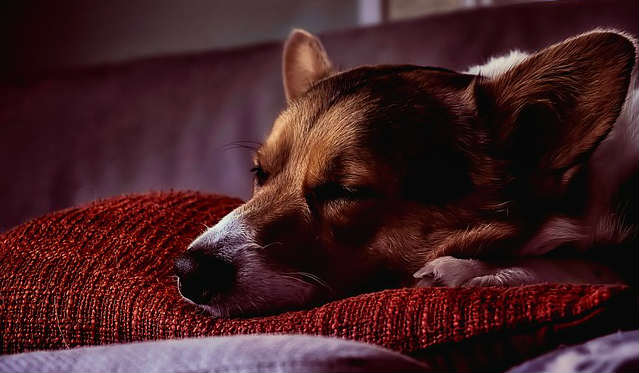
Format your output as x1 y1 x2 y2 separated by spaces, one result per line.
174 249 235 304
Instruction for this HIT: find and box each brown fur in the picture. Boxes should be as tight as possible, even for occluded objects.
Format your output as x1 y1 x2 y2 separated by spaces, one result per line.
178 29 638 316
252 30 635 289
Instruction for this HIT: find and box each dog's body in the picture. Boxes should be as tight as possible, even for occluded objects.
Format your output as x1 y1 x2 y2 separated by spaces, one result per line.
175 29 638 317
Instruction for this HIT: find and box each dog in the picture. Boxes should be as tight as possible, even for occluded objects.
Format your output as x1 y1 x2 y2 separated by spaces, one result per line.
174 29 638 317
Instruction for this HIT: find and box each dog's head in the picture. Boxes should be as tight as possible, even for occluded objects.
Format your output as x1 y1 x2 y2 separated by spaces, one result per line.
175 29 636 317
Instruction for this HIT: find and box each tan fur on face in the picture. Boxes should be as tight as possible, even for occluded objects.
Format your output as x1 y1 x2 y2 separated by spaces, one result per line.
259 93 377 193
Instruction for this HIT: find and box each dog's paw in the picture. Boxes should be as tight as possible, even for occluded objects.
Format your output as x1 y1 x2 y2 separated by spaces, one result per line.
413 256 494 287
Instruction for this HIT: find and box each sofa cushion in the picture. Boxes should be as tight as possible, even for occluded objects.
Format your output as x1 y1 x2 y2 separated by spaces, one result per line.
0 191 636 371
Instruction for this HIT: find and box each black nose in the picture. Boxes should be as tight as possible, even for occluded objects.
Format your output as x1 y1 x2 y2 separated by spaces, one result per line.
174 249 235 304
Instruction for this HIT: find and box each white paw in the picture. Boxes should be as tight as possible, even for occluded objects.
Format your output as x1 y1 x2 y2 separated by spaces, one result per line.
413 256 495 287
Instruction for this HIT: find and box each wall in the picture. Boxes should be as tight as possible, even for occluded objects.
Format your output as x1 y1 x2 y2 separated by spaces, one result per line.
1 0 532 79
1 0 360 79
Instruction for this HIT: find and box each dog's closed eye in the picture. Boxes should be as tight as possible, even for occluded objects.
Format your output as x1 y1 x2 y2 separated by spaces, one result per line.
250 165 269 186
311 182 373 202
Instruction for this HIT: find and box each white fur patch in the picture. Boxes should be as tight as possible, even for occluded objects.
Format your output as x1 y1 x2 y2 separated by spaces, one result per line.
520 217 587 256
465 50 529 77
189 208 254 258
186 208 317 317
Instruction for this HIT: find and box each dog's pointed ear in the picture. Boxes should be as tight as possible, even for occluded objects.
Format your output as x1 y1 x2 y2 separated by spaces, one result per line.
282 29 333 103
476 31 636 182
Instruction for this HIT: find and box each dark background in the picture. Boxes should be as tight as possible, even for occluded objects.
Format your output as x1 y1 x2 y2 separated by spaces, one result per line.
1 0 529 79
1 0 637 231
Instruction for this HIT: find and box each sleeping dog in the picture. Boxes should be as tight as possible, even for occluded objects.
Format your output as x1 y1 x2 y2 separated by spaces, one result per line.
175 29 638 317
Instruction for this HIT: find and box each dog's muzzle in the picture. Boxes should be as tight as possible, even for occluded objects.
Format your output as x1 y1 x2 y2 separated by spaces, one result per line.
174 209 251 305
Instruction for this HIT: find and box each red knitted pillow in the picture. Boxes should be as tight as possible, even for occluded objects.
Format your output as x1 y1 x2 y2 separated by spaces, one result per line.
0 191 635 371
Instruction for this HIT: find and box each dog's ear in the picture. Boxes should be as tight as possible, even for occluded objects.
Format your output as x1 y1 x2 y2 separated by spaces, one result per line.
282 29 333 103
476 31 636 191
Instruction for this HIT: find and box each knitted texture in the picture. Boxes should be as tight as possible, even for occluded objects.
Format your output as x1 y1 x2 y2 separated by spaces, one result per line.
0 191 636 371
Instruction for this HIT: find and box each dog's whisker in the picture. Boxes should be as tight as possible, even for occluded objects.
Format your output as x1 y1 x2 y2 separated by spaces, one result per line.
234 302 244 316
261 242 283 250
280 275 314 289
223 140 262 146
299 272 334 294
242 241 283 251
221 140 263 153
223 144 260 152
227 140 262 145
284 271 334 295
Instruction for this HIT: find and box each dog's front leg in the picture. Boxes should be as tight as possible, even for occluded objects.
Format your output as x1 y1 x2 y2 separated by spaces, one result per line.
413 256 624 287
